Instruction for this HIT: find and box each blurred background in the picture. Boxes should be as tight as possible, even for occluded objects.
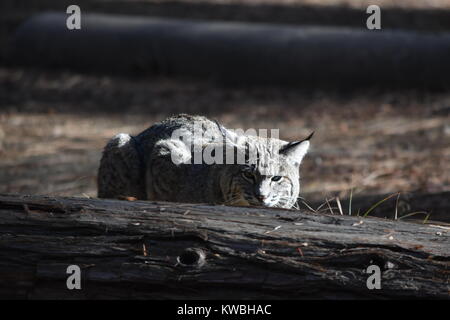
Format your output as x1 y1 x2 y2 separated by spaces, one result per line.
0 0 449 222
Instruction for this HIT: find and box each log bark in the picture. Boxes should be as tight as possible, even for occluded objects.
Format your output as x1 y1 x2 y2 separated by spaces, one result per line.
0 193 448 299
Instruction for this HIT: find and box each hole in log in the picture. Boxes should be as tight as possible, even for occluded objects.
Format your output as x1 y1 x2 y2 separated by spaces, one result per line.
177 248 206 267
369 255 391 271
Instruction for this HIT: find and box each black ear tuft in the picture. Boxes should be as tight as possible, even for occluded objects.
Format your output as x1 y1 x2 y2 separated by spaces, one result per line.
279 131 314 154
304 131 315 141
280 141 302 154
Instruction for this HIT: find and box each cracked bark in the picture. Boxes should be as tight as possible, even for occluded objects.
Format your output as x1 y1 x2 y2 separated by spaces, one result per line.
0 194 448 299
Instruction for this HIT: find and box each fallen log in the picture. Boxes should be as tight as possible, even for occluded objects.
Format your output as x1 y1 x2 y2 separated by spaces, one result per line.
0 193 448 299
12 13 450 88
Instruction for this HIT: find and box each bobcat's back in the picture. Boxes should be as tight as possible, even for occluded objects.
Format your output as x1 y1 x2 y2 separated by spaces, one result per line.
98 114 223 201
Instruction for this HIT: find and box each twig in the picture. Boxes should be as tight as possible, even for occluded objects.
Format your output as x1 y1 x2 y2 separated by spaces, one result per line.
336 197 343 215
326 198 335 215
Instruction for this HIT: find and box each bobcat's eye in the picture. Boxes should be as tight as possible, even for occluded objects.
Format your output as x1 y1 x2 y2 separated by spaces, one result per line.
241 171 254 182
271 176 283 182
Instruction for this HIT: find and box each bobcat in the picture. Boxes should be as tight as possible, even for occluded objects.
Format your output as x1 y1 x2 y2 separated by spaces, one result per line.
97 114 312 209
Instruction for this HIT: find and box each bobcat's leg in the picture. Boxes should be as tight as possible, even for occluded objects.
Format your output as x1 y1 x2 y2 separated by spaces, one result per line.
97 133 146 199
146 139 191 201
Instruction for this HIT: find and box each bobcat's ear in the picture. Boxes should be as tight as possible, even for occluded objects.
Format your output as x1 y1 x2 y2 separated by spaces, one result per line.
280 132 313 166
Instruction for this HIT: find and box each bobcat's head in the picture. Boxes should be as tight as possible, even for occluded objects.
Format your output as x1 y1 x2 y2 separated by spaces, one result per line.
217 126 312 209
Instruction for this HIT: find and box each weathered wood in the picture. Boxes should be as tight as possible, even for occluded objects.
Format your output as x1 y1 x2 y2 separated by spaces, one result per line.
0 193 448 299
13 13 450 88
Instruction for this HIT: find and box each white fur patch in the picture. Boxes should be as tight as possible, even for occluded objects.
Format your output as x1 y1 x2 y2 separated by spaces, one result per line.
113 133 131 148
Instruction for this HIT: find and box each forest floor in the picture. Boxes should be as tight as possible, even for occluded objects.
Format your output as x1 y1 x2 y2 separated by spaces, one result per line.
1 67 449 203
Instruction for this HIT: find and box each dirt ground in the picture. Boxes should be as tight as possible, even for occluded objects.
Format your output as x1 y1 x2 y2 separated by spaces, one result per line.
1 67 449 203
1 0 449 219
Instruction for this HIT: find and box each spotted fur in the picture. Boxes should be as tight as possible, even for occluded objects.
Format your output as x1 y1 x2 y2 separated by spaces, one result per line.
98 114 311 209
